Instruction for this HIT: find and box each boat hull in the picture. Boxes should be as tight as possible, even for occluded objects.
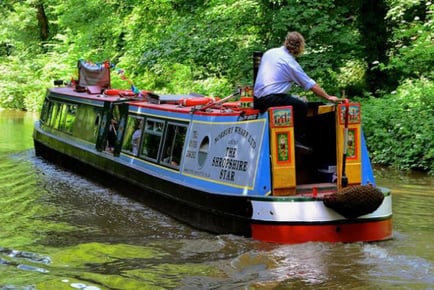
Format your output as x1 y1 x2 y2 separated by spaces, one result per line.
34 125 393 244
33 129 253 236
251 219 393 244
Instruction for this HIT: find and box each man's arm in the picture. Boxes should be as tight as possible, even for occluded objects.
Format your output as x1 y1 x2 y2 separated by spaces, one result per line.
310 84 340 102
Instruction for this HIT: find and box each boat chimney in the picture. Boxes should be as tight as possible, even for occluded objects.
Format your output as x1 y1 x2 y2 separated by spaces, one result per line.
53 80 64 87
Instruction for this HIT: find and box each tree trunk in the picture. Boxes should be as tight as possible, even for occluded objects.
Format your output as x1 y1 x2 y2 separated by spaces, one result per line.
357 0 390 95
36 2 49 41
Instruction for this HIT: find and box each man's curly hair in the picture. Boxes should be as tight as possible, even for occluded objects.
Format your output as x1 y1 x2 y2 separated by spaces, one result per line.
284 31 305 57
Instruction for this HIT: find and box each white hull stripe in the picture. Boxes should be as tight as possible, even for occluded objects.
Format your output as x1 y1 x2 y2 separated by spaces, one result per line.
251 195 392 222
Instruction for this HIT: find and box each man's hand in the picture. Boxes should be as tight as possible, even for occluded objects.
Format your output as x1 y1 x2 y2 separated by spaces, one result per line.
327 96 341 102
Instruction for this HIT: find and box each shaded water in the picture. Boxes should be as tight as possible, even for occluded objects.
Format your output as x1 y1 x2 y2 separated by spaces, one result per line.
0 110 433 289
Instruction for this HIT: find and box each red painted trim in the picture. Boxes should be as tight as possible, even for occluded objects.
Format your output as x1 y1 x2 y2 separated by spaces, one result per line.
251 218 392 244
131 102 243 116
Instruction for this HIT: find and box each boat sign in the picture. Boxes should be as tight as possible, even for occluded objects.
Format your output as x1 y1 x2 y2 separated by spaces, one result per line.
182 119 266 188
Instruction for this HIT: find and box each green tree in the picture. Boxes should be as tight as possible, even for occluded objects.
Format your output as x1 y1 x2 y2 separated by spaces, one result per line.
383 0 433 80
0 0 433 174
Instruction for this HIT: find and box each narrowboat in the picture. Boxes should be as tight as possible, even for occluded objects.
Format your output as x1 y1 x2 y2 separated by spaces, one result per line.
33 60 392 244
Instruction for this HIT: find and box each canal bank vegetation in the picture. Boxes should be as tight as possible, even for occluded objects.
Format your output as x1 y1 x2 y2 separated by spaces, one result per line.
0 0 432 174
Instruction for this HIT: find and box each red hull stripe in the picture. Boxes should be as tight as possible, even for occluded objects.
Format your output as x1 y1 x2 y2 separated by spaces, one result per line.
251 218 393 244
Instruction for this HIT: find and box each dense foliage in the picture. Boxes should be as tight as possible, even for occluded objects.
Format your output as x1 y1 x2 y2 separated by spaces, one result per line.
0 0 432 173
362 78 434 174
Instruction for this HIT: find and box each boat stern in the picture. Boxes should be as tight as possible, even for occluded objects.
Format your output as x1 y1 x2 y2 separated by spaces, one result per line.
250 187 392 244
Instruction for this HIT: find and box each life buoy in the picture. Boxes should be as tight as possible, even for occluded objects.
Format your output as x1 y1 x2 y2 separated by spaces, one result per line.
222 101 241 108
104 89 121 96
178 97 213 107
104 89 136 96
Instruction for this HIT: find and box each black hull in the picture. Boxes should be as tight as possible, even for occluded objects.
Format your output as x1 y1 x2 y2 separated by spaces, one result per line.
33 134 253 237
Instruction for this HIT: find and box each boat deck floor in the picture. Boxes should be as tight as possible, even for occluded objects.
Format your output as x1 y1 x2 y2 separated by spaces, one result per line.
296 183 337 197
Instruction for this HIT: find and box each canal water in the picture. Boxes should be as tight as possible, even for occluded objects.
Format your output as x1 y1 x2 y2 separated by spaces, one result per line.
0 110 433 290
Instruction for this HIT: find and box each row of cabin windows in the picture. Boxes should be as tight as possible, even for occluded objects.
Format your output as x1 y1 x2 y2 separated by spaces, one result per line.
41 99 187 170
42 101 78 135
121 115 187 169
40 100 101 143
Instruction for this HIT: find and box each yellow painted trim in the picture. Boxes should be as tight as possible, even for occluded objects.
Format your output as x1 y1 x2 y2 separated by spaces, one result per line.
270 125 296 195
336 104 362 188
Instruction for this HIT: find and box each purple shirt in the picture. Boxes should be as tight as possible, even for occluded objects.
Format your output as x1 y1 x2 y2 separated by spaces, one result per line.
254 46 316 98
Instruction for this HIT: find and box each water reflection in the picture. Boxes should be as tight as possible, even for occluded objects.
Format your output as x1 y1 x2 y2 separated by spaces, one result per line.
0 110 38 153
0 110 433 289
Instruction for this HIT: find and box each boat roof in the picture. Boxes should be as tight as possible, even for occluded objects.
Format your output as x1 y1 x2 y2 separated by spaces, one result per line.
49 87 133 103
48 87 258 117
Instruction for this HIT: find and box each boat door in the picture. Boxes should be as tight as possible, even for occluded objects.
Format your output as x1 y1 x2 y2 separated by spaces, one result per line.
113 103 129 156
95 101 129 156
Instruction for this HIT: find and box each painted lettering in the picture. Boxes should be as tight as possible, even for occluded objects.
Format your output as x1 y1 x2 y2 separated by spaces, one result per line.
234 126 249 137
189 139 198 148
192 130 198 139
186 150 196 158
211 156 248 172
225 147 237 158
247 135 256 149
214 127 234 143
219 169 235 181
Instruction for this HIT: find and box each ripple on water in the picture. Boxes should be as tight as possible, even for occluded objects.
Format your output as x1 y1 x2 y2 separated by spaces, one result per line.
361 243 434 286
0 246 51 287
68 282 101 290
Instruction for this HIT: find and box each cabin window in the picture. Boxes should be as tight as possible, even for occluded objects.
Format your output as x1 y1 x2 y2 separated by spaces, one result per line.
122 116 144 155
59 104 77 134
198 136 210 169
160 122 187 169
73 105 103 143
105 104 123 152
111 105 120 124
43 101 78 134
49 102 61 128
58 104 68 131
40 100 51 124
48 102 64 130
140 119 164 161
41 98 102 142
